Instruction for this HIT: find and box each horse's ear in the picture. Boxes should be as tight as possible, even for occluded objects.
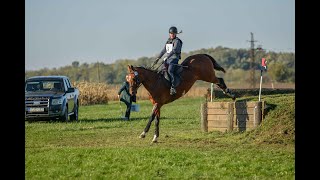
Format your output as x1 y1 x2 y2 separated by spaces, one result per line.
127 65 133 72
128 65 136 72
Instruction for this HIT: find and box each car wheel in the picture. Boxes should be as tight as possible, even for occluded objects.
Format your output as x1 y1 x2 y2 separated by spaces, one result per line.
61 105 69 122
70 104 78 122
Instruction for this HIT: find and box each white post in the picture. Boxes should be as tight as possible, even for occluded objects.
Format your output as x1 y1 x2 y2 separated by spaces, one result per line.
258 70 263 102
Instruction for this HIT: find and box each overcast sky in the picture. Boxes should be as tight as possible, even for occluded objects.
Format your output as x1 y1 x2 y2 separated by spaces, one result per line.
25 0 294 71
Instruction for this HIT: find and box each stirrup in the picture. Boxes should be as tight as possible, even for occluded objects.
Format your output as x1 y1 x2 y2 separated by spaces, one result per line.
170 87 176 95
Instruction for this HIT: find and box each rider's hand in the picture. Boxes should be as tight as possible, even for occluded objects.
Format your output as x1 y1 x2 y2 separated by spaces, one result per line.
163 57 167 61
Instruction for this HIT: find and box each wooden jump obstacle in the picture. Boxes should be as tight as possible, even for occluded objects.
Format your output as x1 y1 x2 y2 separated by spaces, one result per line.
200 101 265 132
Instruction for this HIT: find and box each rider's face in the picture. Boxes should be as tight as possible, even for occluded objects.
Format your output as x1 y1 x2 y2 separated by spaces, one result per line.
169 33 176 39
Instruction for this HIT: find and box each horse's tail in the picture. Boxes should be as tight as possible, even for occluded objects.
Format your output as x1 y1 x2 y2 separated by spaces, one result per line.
203 54 226 73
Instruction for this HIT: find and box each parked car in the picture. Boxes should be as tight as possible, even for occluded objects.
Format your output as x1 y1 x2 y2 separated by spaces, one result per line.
25 76 79 122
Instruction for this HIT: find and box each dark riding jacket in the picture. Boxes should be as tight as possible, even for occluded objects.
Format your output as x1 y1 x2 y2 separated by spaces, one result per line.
157 37 183 62
118 81 132 104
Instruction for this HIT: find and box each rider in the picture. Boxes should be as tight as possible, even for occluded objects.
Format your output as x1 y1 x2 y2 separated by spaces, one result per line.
152 26 183 95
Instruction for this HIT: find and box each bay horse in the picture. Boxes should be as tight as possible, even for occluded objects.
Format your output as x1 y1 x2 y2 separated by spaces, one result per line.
127 54 235 143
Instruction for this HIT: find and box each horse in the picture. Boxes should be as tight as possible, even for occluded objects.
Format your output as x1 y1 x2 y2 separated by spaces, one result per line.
126 54 235 143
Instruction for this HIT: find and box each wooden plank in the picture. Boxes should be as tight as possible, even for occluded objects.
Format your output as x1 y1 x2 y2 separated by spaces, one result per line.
227 102 234 132
208 120 228 127
207 114 229 121
234 101 259 108
234 108 255 115
207 109 229 115
200 103 208 132
233 115 254 127
207 102 229 109
234 121 256 128
208 108 255 116
253 101 262 128
233 114 255 122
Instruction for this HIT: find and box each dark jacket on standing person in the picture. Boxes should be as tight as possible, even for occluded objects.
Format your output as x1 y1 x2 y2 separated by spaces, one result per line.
118 81 132 104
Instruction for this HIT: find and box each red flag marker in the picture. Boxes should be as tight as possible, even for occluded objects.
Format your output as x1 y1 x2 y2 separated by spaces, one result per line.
262 58 266 67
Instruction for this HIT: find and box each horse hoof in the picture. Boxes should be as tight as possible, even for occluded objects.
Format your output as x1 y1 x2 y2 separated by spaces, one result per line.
152 135 158 143
139 132 146 138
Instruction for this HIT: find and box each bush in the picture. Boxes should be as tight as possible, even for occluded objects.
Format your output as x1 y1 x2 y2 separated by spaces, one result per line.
73 81 109 105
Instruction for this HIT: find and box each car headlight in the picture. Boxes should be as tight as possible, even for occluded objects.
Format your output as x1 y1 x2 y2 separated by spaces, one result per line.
52 98 63 105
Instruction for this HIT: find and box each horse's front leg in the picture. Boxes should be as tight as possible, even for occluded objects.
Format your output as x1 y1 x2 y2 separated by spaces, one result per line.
216 77 236 100
139 103 158 138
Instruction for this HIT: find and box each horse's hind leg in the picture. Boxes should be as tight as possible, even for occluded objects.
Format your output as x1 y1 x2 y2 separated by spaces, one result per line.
139 103 158 138
213 77 236 100
152 107 161 143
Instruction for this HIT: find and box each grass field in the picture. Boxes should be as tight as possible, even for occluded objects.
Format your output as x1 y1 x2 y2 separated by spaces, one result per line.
25 93 295 179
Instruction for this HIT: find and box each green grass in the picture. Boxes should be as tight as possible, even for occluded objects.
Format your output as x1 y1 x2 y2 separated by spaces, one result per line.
26 94 295 179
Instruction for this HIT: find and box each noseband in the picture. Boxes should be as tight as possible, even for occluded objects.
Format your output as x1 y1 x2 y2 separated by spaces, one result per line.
130 71 142 90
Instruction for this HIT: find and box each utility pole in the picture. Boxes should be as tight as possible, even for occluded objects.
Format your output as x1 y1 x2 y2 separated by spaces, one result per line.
247 32 258 88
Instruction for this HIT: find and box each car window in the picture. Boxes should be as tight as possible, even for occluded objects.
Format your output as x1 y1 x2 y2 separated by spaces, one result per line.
25 80 64 92
66 78 72 88
64 79 70 89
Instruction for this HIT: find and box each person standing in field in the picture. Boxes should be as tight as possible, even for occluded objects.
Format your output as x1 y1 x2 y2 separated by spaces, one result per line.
118 75 133 120
152 26 183 95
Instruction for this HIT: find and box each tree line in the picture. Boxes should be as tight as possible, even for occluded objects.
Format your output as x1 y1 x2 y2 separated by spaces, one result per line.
25 46 295 84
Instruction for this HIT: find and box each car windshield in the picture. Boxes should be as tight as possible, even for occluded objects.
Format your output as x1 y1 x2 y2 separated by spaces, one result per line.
25 80 64 92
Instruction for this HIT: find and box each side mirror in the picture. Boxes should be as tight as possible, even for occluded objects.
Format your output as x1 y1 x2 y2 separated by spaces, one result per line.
67 87 75 93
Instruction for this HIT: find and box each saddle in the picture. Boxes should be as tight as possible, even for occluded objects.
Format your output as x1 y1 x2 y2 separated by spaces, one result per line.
157 63 185 88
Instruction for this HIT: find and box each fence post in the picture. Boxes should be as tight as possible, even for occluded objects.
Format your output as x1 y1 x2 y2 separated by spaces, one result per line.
227 102 234 131
253 101 262 128
200 102 208 132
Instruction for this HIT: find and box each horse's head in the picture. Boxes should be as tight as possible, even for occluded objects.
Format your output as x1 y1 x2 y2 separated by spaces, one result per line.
127 65 142 96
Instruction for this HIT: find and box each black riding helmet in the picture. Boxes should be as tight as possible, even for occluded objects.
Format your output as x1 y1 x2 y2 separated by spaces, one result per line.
169 26 178 34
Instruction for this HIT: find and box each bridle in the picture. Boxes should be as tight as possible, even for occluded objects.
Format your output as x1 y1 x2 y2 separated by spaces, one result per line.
129 71 142 95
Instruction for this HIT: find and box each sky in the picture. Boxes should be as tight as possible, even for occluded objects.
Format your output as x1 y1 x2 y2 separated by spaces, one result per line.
25 0 295 71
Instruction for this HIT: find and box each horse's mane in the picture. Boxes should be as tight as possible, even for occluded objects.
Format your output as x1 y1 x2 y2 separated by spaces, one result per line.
134 66 158 73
